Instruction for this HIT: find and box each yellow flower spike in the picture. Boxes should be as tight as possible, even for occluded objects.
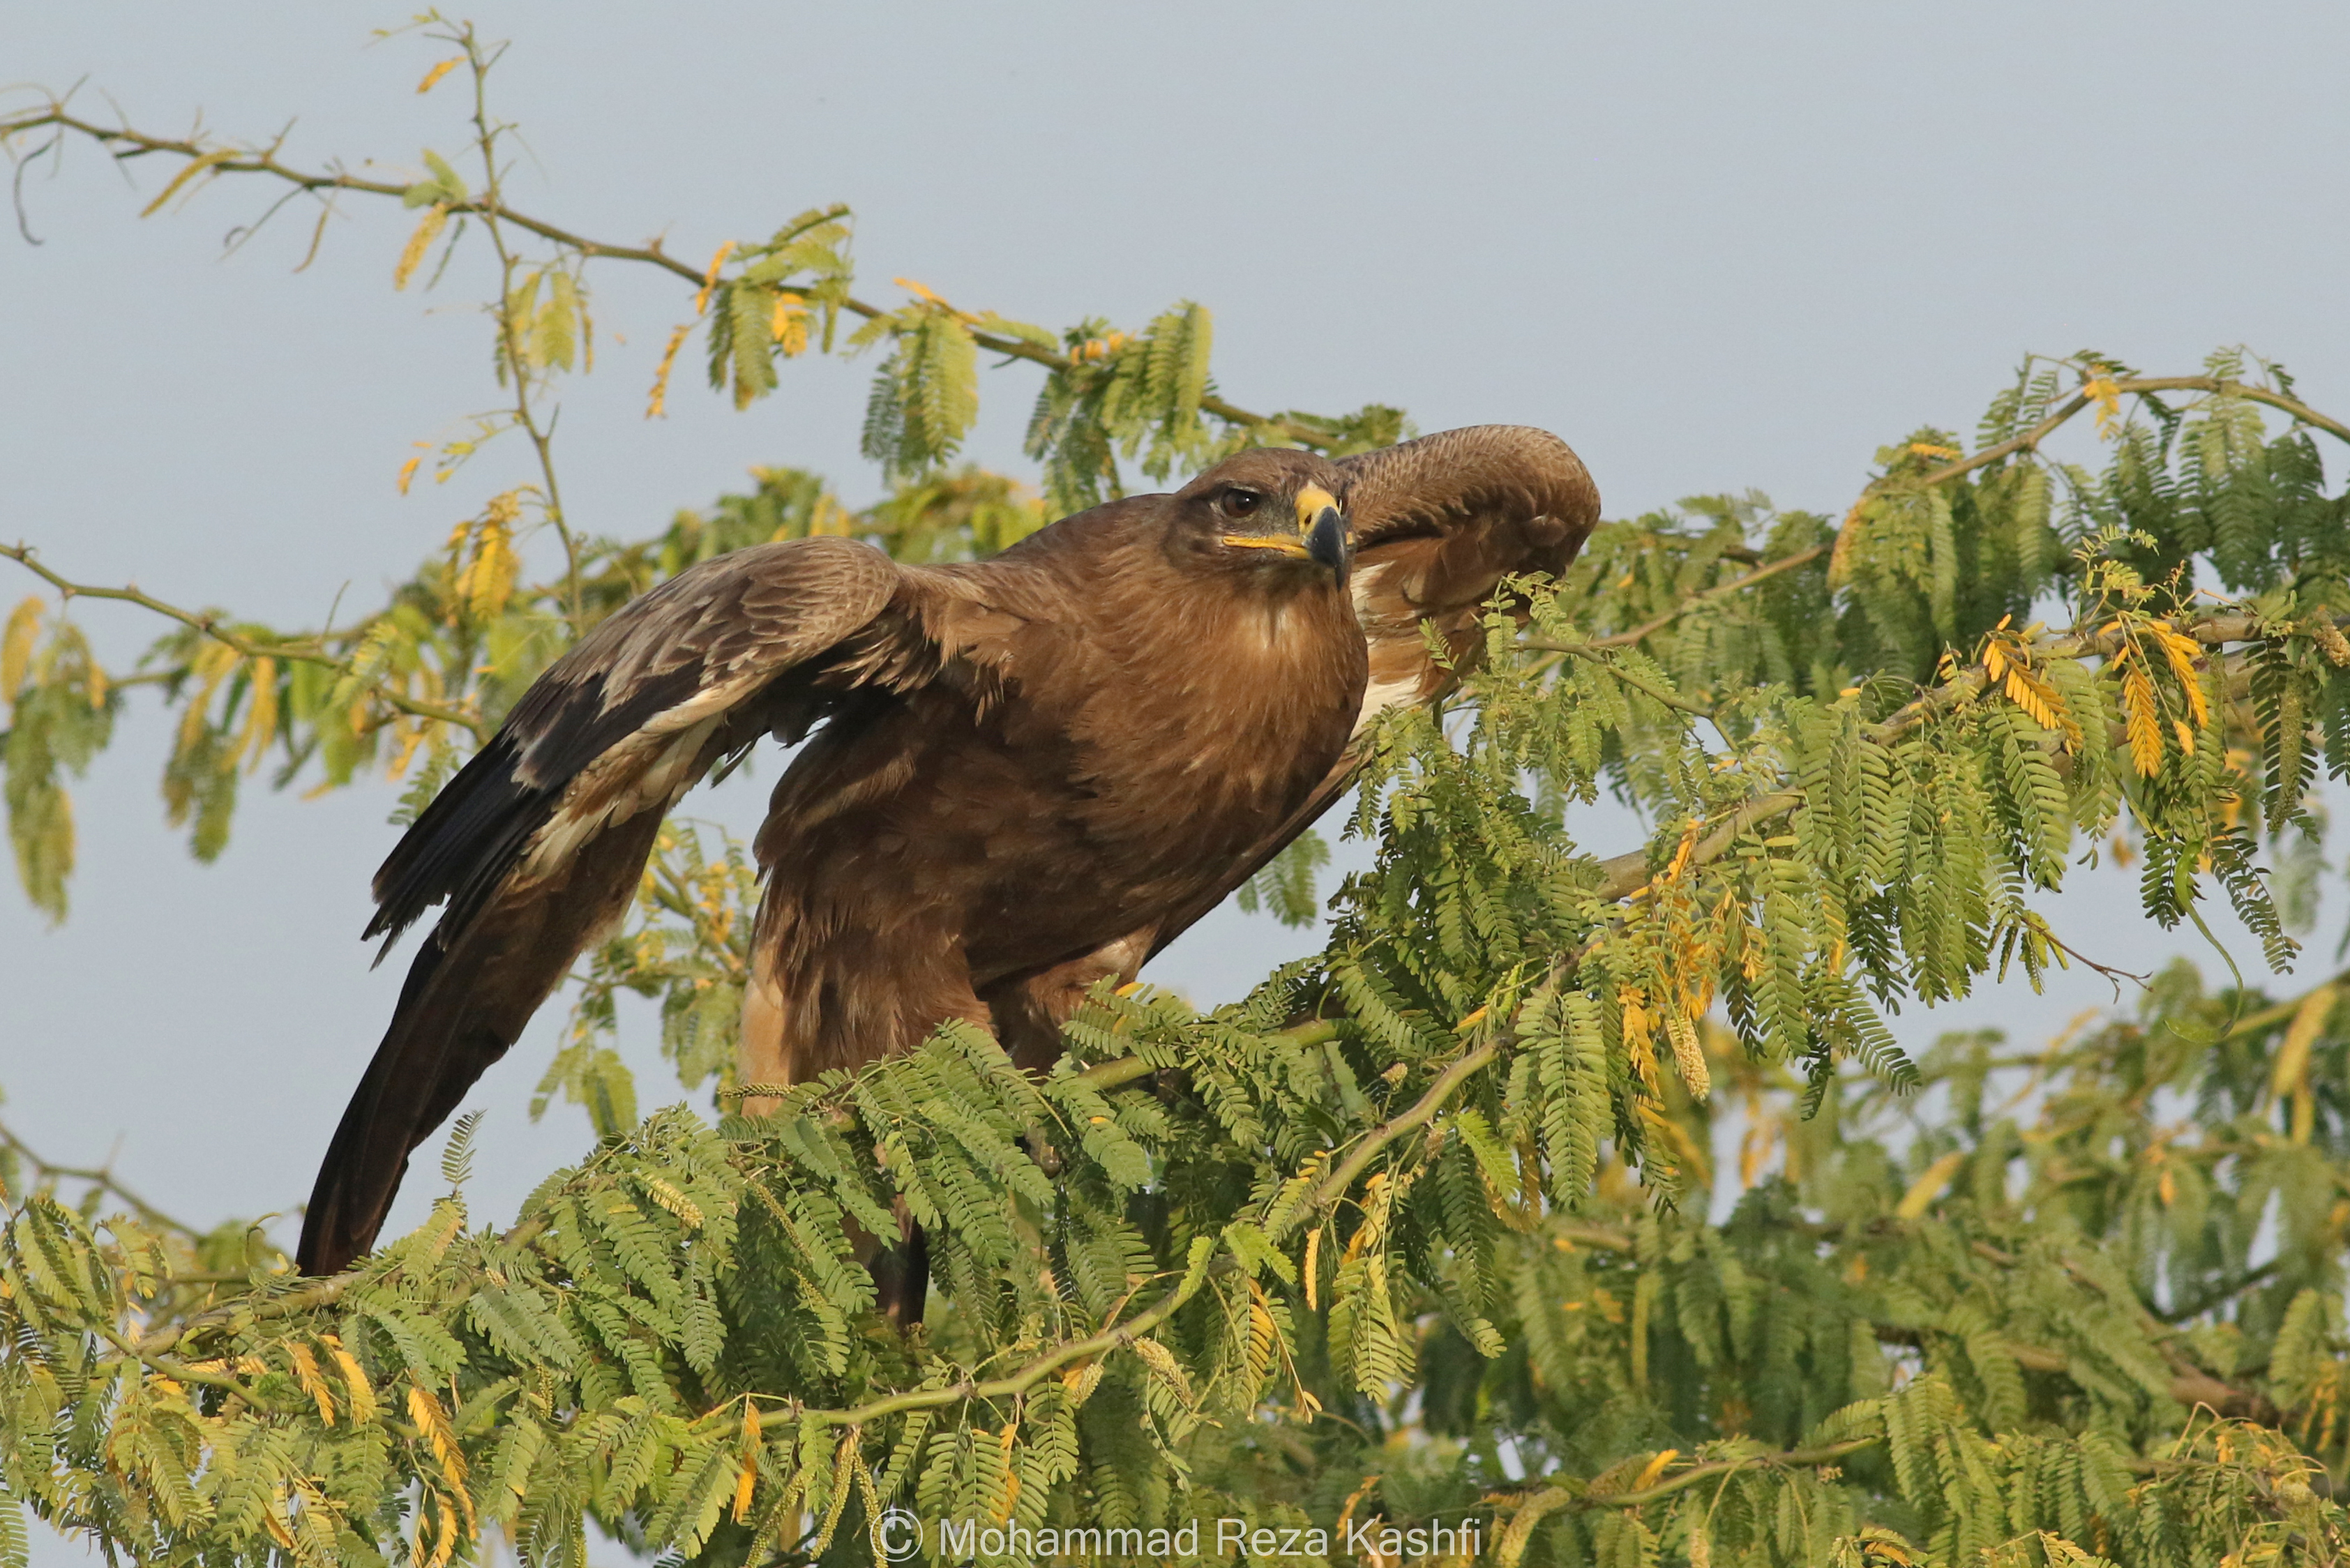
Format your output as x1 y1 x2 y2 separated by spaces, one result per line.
646 322 693 419
1632 1449 1679 1490
692 241 737 316
2082 372 2123 437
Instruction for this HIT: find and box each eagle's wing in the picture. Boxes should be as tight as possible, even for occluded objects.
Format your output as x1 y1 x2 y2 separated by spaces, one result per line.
300 536 940 1274
1147 425 1600 956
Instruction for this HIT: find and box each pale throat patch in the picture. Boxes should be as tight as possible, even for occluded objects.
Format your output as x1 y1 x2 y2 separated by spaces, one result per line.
1347 563 1426 734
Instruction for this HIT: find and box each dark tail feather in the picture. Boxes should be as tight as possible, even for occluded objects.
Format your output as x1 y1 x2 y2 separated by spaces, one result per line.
297 930 527 1274
299 808 670 1275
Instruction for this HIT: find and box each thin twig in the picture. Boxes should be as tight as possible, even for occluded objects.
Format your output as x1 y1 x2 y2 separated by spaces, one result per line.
0 1116 203 1239
1521 641 1717 718
2216 965 2350 1044
1580 540 1832 654
804 1256 1230 1428
451 24 582 634
1 541 488 739
1 104 1339 451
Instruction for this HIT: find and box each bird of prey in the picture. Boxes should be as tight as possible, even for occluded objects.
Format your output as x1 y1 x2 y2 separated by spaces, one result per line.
296 426 1599 1288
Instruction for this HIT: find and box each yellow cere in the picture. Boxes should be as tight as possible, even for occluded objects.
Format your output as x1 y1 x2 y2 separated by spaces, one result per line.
1293 484 1339 534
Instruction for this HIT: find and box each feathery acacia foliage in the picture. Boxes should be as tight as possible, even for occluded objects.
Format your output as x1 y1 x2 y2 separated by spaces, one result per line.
13 19 2350 1567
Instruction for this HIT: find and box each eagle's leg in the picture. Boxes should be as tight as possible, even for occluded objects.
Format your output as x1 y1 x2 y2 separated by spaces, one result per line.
981 928 1159 1071
869 1198 930 1329
737 951 793 1120
735 921 1003 1328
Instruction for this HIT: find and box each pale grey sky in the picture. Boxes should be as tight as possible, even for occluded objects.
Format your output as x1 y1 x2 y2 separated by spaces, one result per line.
6 0 2349 1426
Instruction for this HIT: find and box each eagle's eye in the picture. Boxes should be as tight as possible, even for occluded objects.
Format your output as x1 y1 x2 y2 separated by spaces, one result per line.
1221 488 1263 519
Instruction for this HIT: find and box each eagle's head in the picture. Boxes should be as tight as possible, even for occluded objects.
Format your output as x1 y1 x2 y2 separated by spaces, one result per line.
1175 448 1351 586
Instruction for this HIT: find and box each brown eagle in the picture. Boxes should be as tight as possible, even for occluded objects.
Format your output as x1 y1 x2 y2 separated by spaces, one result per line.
296 425 1599 1288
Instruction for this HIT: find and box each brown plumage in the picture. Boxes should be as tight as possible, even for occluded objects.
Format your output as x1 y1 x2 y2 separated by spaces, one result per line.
296 427 1599 1296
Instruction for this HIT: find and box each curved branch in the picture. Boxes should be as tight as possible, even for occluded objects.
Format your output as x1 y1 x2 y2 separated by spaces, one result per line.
1941 376 2350 477
1552 374 2349 658
2 105 1337 450
1583 1437 1878 1509
1586 605 2314 905
1581 540 1833 654
806 1254 1228 1428
1266 1037 1502 1244
0 1115 202 1239
2 541 489 739
1593 791 1802 904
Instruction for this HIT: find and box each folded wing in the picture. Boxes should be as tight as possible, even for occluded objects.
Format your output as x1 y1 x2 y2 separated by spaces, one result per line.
299 536 935 1274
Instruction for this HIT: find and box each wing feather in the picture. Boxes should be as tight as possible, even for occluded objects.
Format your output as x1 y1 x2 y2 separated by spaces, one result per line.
300 536 931 1274
1340 423 1600 717
368 536 907 947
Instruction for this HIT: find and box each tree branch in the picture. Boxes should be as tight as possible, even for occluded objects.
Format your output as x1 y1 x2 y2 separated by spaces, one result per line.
1585 605 2317 905
1549 373 2350 659
1592 791 1803 904
1270 1038 1501 1244
0 1115 203 1240
1579 540 1833 654
804 1255 1230 1428
2 104 1339 450
1943 376 2350 475
134 1267 356 1358
1070 1016 1507 1249
2 541 489 739
1869 1320 2272 1422
1521 642 1718 718
1581 1437 1879 1509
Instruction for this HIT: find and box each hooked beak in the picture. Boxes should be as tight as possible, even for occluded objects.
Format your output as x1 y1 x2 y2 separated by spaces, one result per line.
1303 495 1347 574
1221 483 1349 578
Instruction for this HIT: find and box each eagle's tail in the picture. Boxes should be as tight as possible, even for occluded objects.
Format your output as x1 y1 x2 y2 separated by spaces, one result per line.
298 933 509 1274
296 806 669 1276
